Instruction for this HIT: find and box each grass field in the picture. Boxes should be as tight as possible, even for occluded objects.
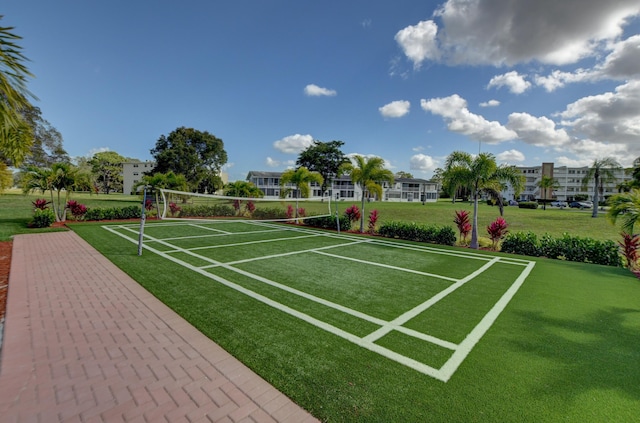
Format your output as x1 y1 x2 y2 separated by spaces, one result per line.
68 218 640 422
0 190 625 242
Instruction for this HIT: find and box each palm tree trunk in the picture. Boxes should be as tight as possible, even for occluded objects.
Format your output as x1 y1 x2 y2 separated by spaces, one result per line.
470 186 479 249
592 175 599 218
360 191 366 233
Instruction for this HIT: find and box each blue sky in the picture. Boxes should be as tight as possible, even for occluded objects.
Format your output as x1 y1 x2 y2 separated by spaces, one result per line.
4 0 640 181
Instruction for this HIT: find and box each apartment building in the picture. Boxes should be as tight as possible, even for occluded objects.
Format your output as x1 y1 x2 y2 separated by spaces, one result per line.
502 163 630 203
122 161 228 194
246 171 439 203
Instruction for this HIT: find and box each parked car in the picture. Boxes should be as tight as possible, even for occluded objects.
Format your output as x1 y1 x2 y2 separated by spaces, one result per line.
569 201 593 209
550 201 567 207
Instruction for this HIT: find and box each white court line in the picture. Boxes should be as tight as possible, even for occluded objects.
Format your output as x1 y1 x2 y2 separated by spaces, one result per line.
313 250 459 283
438 260 536 382
103 223 535 382
362 257 501 343
186 233 324 252
157 228 284 242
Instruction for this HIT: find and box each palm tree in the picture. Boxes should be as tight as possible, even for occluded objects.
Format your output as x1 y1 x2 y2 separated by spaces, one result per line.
23 163 77 221
280 166 323 221
444 151 524 249
339 156 394 232
1 17 36 166
607 189 640 234
582 157 622 218
536 175 560 210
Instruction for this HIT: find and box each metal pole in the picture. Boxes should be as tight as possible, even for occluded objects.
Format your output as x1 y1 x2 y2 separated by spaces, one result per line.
137 187 147 256
335 192 340 234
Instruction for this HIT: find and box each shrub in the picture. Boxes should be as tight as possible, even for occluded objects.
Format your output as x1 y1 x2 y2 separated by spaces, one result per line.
66 200 88 220
367 210 379 234
245 200 255 216
169 202 182 217
501 232 540 256
32 198 50 210
487 217 509 251
84 205 142 221
378 221 456 246
453 210 472 245
619 233 640 278
179 204 235 218
304 215 351 231
251 207 287 220
502 231 621 266
345 205 361 224
31 208 56 228
518 202 538 209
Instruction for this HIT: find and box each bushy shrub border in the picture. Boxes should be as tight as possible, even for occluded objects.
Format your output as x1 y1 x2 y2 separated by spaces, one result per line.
378 221 456 246
178 204 236 218
517 202 538 209
84 205 142 221
31 208 56 228
304 215 351 231
501 231 621 267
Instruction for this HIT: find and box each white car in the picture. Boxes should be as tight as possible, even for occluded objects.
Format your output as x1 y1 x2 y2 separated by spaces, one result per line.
550 201 567 207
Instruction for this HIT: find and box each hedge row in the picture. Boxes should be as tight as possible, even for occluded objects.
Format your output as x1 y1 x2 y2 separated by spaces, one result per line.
377 221 456 246
84 205 141 221
178 204 236 218
501 231 621 267
303 215 352 231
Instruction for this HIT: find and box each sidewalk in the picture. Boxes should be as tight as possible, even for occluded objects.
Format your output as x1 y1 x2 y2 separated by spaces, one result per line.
0 231 319 423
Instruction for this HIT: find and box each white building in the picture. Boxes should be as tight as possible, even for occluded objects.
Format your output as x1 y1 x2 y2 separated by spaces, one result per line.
122 161 228 194
245 171 439 203
502 163 630 203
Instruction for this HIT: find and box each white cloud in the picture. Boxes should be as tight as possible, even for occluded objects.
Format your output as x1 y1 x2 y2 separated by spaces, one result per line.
559 80 640 144
421 94 517 144
346 153 394 170
487 71 531 94
273 134 314 154
379 100 410 118
506 113 572 147
412 146 425 152
479 100 500 107
599 35 640 79
396 1 640 67
394 20 440 68
304 84 337 97
410 154 437 171
266 157 280 167
533 69 594 92
87 147 110 157
496 149 525 163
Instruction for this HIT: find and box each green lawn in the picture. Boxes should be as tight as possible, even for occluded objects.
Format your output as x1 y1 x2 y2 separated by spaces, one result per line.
0 191 624 242
68 220 640 422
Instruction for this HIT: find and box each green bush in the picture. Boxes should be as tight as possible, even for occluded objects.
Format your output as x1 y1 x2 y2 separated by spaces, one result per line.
518 202 538 209
378 221 456 246
501 232 541 256
84 205 142 221
304 215 351 231
251 207 288 220
502 231 621 266
31 208 56 228
179 204 236 218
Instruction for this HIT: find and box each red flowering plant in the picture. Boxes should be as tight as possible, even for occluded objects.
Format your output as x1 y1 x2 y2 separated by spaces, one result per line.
619 232 640 278
233 199 242 215
367 209 379 234
286 204 294 220
32 198 51 210
345 205 361 225
487 216 509 251
169 202 182 217
245 200 256 216
454 210 472 245
66 200 87 220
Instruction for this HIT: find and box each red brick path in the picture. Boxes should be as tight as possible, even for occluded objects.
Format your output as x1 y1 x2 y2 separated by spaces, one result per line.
0 231 319 423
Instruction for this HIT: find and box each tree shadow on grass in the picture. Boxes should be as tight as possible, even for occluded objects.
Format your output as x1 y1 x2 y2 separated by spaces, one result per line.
512 307 640 401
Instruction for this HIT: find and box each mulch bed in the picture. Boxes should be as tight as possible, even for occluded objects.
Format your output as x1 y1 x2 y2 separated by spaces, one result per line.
0 241 11 322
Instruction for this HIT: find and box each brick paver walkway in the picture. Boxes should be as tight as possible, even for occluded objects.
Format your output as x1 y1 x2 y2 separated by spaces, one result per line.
0 231 319 423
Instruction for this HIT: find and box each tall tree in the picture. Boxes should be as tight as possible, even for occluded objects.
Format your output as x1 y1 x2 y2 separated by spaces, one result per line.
150 127 227 192
339 156 394 233
280 166 323 221
581 157 622 218
443 151 524 249
225 180 264 198
88 151 126 194
20 106 69 167
608 189 640 234
0 16 36 166
296 140 349 197
394 171 414 179
536 175 560 210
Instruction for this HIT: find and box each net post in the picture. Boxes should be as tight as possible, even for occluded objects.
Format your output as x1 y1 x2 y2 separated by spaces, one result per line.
335 191 340 234
137 187 147 256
